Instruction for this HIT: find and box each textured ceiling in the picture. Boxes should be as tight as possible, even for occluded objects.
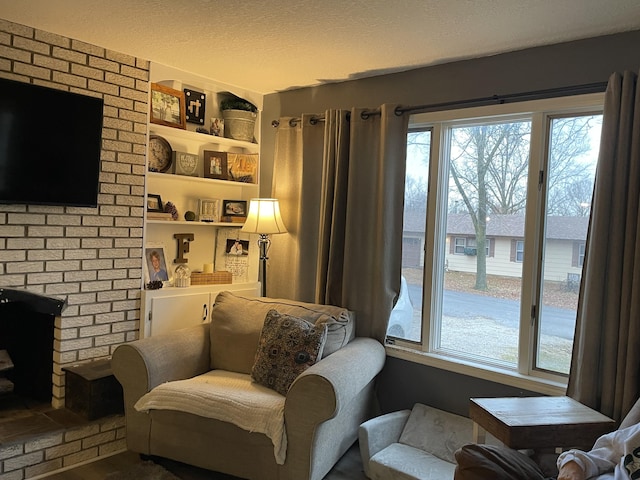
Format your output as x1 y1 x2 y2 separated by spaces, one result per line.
1 0 639 94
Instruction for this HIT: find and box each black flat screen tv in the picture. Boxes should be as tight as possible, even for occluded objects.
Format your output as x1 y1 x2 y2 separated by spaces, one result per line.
0 78 103 207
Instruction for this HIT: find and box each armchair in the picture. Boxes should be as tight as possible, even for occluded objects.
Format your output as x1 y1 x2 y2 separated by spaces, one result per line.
112 292 386 480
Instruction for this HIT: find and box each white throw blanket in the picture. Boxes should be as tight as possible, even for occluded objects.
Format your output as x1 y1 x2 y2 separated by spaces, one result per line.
134 370 287 464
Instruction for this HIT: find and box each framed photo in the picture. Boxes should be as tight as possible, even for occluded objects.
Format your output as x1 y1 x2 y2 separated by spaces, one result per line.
227 153 258 184
184 88 206 125
225 238 249 256
150 83 186 129
173 151 201 177
146 194 163 212
203 151 228 179
144 245 170 285
210 117 224 136
198 198 221 222
223 200 247 217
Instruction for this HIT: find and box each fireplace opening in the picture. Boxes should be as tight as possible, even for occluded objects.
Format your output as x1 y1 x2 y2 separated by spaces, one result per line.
0 288 66 411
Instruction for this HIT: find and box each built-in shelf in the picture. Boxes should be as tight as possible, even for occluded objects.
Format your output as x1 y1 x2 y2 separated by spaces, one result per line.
149 123 259 153
146 219 243 227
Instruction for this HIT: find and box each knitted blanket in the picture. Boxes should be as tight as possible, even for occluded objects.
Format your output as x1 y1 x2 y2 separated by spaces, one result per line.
134 370 287 464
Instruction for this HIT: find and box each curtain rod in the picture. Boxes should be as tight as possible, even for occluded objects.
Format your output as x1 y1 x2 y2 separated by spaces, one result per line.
271 81 608 127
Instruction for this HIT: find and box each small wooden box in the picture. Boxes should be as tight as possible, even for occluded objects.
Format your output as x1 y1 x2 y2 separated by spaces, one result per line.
191 271 233 285
63 359 123 420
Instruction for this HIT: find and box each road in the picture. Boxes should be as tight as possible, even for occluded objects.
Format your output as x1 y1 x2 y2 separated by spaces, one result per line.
407 284 576 339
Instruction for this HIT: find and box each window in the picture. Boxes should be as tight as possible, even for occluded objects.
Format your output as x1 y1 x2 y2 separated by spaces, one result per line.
388 94 603 388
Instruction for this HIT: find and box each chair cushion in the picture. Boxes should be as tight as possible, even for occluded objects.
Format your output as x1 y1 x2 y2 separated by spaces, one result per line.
209 291 354 374
369 442 456 480
453 444 547 480
251 310 327 395
399 403 473 464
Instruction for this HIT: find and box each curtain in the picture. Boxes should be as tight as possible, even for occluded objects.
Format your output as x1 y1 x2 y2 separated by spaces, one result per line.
567 70 640 422
270 105 408 341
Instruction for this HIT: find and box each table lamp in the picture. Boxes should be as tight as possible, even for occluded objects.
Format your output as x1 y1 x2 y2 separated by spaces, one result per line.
241 198 287 297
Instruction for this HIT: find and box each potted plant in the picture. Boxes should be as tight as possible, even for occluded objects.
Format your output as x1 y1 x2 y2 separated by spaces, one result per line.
219 95 258 142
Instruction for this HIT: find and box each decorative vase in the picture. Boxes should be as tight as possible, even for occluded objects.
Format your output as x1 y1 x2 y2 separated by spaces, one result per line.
222 109 256 142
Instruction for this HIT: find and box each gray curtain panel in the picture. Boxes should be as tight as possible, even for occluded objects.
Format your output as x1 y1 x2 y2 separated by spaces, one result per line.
270 106 408 341
567 70 640 422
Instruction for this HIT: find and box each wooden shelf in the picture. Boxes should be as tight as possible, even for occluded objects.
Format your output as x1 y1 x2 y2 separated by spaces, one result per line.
146 219 243 227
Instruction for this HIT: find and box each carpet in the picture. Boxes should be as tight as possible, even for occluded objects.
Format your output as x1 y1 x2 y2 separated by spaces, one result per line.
105 460 181 480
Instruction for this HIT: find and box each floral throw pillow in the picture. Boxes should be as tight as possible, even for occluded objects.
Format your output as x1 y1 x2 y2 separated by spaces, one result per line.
251 309 328 395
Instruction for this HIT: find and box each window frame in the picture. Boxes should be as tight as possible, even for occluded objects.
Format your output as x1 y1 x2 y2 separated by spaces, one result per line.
387 93 605 395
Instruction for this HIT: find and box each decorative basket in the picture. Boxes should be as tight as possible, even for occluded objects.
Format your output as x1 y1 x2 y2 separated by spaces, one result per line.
191 271 233 285
222 110 256 142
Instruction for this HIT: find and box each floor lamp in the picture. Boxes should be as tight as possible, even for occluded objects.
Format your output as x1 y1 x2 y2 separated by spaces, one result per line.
241 198 287 297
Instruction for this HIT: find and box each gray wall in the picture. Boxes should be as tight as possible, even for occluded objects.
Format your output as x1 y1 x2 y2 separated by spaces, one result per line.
260 30 640 415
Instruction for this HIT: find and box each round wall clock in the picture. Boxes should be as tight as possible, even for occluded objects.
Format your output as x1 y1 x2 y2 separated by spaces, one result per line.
148 135 173 173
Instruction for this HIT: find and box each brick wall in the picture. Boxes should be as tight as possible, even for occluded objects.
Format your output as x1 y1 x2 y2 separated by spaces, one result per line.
0 18 147 479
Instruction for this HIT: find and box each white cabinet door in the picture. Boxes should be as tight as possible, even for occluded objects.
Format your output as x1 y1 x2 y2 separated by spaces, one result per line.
147 292 211 337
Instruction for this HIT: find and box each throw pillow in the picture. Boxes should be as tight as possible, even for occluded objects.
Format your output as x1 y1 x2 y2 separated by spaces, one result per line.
251 309 327 395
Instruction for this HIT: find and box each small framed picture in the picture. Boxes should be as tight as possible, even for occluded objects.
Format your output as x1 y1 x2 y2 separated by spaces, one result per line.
146 194 163 212
144 245 170 284
203 151 228 180
198 198 221 222
210 117 224 136
223 200 247 217
227 153 258 184
226 238 249 256
184 88 206 125
150 83 186 129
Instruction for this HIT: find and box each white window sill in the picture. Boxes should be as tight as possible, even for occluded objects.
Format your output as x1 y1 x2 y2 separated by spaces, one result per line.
385 344 567 396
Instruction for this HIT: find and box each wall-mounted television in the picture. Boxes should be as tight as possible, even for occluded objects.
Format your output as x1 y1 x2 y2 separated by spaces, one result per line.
0 77 103 207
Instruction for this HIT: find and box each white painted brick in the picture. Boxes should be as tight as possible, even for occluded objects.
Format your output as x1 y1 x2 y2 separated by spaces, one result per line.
45 439 82 460
0 225 26 236
0 274 26 287
12 62 50 80
79 216 114 228
101 183 130 195
98 269 127 280
80 280 112 292
79 325 110 337
0 470 24 480
63 249 98 260
71 63 104 80
56 328 78 341
78 346 109 359
45 260 81 272
24 433 63 453
28 250 64 261
87 78 119 95
35 30 70 48
95 311 125 324
98 438 127 456
88 56 118 72
61 447 98 467
27 272 63 284
113 279 141 290
0 444 23 461
65 226 99 237
95 332 125 346
103 94 133 110
45 283 81 295
112 320 137 332
55 337 92 352
98 248 129 259
51 71 87 89
46 238 81 249
3 451 43 471
66 292 98 305
7 213 46 225
81 259 113 270
47 214 82 226
119 86 147 103
6 262 44 274
103 139 133 153
99 227 131 237
55 350 78 364
81 238 113 249
52 46 86 64
64 270 97 282
59 316 94 328
0 250 26 261
28 226 64 237
7 238 45 249
13 36 50 55
0 44 31 62
79 303 111 315
24 458 64 478
0 18 33 36
33 54 69 72
104 71 135 88
106 50 136 66
71 38 104 56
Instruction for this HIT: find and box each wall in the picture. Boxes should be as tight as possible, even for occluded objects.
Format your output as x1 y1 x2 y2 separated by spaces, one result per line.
261 29 640 414
0 18 146 478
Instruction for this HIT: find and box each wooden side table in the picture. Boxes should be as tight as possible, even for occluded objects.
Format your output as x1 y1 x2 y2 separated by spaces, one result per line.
470 396 616 451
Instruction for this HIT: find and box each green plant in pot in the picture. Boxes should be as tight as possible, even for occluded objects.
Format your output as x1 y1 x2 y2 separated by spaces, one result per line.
220 95 258 142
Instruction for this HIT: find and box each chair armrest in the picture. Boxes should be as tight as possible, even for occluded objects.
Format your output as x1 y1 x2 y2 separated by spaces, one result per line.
359 409 411 476
285 337 385 425
112 323 211 402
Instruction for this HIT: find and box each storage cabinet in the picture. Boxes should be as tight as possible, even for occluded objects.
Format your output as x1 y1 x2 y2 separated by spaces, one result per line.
141 63 263 337
140 283 260 338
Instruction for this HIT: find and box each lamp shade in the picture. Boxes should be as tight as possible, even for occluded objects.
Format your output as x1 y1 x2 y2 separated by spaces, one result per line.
241 198 287 234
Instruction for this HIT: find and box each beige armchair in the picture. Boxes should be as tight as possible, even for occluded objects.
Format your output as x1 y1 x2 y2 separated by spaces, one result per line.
112 292 386 480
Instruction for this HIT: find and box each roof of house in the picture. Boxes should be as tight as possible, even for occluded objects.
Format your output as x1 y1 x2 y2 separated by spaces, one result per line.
404 211 589 241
